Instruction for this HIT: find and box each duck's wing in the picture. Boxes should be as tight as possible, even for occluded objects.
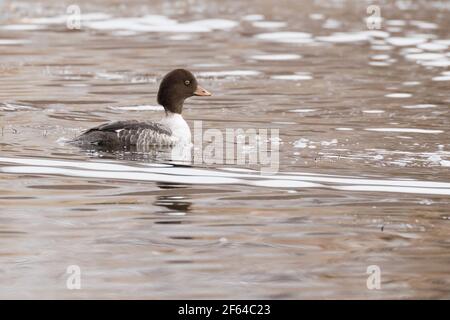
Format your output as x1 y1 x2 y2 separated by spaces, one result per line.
74 120 174 148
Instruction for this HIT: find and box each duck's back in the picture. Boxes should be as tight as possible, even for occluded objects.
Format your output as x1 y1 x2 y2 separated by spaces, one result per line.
73 120 174 149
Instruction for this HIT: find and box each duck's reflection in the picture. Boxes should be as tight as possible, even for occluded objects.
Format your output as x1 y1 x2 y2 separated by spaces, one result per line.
153 182 192 215
154 195 192 213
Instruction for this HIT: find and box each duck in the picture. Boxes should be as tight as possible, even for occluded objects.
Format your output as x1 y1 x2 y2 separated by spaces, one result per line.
72 69 211 150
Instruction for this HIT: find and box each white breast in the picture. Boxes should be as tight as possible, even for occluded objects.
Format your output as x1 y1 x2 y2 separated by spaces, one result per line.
159 113 191 145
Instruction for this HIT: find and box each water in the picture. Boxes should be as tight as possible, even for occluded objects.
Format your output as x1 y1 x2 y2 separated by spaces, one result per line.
1 0 450 299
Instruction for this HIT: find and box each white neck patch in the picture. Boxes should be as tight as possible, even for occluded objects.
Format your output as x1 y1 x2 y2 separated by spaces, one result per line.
159 112 191 144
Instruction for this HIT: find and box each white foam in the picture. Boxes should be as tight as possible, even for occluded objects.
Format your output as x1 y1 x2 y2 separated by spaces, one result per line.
249 54 301 61
366 128 443 134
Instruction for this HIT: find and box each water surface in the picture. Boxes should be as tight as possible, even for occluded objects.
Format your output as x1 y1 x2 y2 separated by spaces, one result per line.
0 0 449 299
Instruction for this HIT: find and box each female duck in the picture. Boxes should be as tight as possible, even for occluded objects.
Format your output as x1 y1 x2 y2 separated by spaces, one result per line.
73 69 211 150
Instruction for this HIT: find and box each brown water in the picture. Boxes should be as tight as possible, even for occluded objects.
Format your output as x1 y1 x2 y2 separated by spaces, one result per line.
0 0 450 299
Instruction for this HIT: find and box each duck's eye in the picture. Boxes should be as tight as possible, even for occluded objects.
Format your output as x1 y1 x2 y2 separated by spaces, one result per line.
184 80 191 86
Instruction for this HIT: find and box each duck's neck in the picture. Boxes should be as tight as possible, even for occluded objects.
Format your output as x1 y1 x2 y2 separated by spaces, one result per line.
160 112 191 144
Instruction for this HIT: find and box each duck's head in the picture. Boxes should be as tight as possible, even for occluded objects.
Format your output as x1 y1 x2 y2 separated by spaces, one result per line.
157 69 211 114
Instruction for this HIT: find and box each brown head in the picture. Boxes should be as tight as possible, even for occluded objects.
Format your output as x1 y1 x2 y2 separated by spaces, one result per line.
157 69 211 114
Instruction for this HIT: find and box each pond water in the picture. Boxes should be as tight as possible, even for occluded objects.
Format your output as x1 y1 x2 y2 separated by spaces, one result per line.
0 0 449 299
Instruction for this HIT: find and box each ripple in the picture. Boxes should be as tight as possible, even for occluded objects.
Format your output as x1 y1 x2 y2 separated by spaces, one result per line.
0 39 30 45
197 70 261 78
402 104 437 109
254 32 313 44
252 21 287 28
366 128 443 134
371 54 390 60
402 81 421 86
108 105 163 111
1 24 45 31
405 53 446 61
417 42 448 51
271 74 312 81
363 110 385 114
84 16 238 33
241 14 264 21
410 20 438 30
249 54 301 61
421 59 450 67
317 32 369 43
26 13 111 24
385 93 412 98
2 157 450 195
335 128 354 131
432 76 450 81
0 102 36 111
386 37 426 46
386 20 406 26
289 108 317 113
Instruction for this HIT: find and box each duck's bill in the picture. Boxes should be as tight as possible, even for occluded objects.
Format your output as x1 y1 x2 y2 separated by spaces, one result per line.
194 85 212 96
